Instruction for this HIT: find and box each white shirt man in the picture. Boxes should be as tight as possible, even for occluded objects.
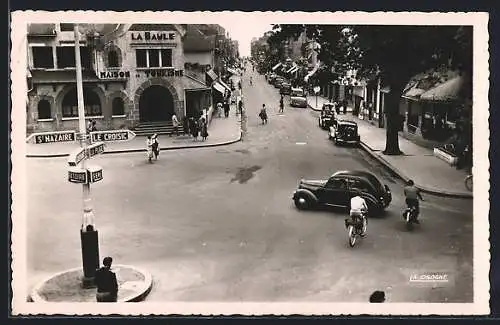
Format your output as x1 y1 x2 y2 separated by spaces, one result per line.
350 195 368 216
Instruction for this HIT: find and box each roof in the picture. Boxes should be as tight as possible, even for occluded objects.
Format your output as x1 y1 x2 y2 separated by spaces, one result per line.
332 170 377 180
183 35 216 52
129 24 178 31
420 76 464 102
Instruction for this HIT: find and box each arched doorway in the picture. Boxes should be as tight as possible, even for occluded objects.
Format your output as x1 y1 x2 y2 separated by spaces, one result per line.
139 85 174 122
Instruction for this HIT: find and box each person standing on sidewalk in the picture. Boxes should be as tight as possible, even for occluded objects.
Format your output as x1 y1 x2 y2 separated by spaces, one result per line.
171 113 180 137
200 117 209 141
95 257 119 302
279 95 284 114
182 116 190 136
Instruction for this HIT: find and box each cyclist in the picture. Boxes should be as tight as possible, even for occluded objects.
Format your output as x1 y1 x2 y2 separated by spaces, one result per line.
349 194 368 237
403 180 424 223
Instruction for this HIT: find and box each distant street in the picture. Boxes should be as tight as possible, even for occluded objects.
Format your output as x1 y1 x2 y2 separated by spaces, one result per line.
27 66 472 303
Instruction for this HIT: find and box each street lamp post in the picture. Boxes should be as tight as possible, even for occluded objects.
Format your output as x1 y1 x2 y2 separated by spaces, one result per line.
74 25 100 288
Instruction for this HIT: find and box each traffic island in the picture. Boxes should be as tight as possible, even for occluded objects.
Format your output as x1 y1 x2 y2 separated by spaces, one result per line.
29 265 153 303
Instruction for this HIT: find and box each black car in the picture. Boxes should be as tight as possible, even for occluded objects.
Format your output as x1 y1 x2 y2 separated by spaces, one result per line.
329 120 360 145
280 83 292 95
292 170 392 216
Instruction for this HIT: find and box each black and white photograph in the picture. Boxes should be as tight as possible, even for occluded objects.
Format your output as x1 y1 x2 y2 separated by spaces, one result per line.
10 11 490 315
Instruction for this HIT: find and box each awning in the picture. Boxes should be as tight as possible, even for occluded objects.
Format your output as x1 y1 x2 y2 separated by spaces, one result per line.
288 66 299 74
219 80 231 92
272 62 282 71
213 82 225 94
286 63 298 73
420 76 464 102
183 75 210 91
402 85 425 100
206 68 218 81
227 68 239 75
304 63 320 82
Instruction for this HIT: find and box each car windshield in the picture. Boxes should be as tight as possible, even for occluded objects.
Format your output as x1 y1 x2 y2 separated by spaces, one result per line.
292 90 304 97
338 124 357 132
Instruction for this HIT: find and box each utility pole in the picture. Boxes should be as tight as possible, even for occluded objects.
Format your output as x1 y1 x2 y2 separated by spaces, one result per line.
73 24 100 288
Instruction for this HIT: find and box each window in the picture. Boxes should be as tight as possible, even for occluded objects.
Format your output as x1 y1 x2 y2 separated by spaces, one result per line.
349 179 372 193
56 46 91 69
136 49 147 67
62 87 102 117
37 100 51 119
32 47 54 69
108 50 119 67
161 49 172 67
327 178 347 189
112 97 124 116
135 49 173 68
149 50 160 67
60 23 74 32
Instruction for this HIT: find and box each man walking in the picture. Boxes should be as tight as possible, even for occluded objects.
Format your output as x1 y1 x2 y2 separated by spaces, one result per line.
279 95 284 114
95 256 119 302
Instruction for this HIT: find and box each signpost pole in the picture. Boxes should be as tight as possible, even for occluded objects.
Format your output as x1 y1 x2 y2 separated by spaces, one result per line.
74 24 100 288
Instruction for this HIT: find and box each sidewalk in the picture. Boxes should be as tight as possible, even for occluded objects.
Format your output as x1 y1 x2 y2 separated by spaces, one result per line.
308 95 472 198
26 113 242 158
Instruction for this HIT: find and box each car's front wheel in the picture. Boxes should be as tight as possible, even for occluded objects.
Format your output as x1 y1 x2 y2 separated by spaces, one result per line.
294 194 311 210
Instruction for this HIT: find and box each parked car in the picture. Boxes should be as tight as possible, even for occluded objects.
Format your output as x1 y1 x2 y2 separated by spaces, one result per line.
292 170 392 216
290 88 308 108
329 119 361 146
268 73 277 84
318 103 337 129
274 77 285 88
280 82 292 95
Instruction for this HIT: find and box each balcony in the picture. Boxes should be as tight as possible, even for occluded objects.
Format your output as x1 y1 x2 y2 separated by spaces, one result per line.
28 24 57 37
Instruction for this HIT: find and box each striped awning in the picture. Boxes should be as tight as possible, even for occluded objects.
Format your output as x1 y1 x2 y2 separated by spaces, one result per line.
272 62 282 71
288 66 299 74
219 80 231 92
227 67 239 75
286 63 298 73
213 82 225 94
206 68 218 81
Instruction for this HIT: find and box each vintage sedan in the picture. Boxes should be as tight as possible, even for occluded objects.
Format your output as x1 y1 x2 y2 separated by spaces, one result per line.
329 119 361 145
292 170 392 216
290 88 307 108
273 77 285 88
280 82 292 95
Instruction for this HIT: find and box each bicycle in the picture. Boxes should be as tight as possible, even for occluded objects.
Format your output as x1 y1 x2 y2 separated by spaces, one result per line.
464 174 473 192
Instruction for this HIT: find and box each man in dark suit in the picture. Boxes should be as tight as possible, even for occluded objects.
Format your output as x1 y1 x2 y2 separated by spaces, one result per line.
95 256 119 302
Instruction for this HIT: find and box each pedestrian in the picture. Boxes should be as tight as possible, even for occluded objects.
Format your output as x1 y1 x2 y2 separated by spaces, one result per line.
369 290 386 303
343 99 348 114
217 102 223 118
87 119 94 134
95 256 119 302
200 117 209 141
171 113 179 136
279 95 284 114
182 116 190 136
191 117 199 141
91 120 97 132
151 133 160 160
224 101 230 118
238 98 244 116
259 104 268 125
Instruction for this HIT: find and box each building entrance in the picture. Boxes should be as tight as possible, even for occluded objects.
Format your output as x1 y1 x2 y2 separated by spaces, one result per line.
139 85 174 122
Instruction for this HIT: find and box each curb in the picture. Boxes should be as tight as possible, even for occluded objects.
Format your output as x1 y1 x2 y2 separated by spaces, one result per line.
29 264 153 303
26 132 242 158
307 103 322 112
358 141 472 199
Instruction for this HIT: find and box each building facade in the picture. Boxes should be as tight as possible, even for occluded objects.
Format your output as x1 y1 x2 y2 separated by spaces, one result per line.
27 23 212 133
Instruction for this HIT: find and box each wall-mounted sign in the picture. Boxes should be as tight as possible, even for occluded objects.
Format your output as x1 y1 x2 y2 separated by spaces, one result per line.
131 31 176 42
90 130 136 143
144 69 184 78
99 71 130 79
26 130 76 144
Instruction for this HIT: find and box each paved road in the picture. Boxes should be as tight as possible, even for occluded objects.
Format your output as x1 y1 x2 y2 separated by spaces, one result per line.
26 66 473 303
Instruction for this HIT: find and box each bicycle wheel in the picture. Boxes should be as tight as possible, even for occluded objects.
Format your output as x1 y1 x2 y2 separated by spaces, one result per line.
465 175 473 192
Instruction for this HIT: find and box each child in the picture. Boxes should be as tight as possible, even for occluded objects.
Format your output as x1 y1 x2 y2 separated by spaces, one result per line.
151 133 159 160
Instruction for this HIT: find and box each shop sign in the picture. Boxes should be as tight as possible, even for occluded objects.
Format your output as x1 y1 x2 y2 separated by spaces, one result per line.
68 167 88 184
27 130 76 144
99 71 130 79
131 31 176 42
144 68 184 78
90 130 136 143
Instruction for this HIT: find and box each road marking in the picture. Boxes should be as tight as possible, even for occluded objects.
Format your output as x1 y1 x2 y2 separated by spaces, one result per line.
295 142 307 145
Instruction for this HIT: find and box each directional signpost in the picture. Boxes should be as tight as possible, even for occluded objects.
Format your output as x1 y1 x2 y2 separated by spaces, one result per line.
90 129 136 143
26 130 77 144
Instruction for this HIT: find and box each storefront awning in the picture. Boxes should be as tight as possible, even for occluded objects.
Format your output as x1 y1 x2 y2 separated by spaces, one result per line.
288 66 299 74
213 82 227 94
219 80 231 92
206 68 218 81
286 63 298 73
402 85 425 100
227 67 239 75
420 76 464 102
183 75 210 91
272 62 282 71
